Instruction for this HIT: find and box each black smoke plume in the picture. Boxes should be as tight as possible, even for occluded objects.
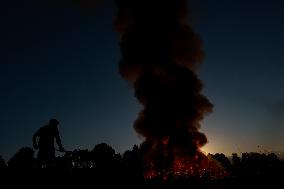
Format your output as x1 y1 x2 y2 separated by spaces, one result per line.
115 0 213 171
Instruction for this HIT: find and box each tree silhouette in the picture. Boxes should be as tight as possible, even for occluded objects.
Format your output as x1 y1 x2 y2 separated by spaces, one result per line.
122 145 144 184
8 147 35 169
0 156 6 169
91 143 116 171
211 153 232 170
91 143 115 162
232 153 241 167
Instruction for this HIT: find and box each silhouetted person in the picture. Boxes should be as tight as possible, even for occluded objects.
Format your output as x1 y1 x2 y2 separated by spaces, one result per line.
33 119 64 168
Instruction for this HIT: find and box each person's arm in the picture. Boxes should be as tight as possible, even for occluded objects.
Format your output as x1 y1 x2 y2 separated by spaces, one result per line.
55 126 64 152
33 130 39 149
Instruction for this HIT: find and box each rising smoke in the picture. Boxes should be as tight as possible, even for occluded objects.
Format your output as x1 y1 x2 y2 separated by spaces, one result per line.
115 0 213 171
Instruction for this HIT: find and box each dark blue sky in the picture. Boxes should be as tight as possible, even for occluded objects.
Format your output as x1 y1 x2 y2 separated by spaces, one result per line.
0 0 284 160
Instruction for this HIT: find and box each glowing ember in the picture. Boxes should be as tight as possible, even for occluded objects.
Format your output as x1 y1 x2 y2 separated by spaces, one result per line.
144 150 228 181
162 136 169 145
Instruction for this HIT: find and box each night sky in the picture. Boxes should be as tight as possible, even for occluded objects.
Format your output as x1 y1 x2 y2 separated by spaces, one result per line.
0 0 284 160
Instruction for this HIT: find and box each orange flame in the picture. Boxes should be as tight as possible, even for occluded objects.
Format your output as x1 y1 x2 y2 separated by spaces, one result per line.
144 150 228 181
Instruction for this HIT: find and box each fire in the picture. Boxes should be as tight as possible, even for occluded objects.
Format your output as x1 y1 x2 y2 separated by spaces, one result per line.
162 136 169 145
116 0 225 182
144 150 228 181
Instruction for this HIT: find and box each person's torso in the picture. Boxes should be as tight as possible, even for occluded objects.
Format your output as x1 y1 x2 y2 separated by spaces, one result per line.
38 125 56 149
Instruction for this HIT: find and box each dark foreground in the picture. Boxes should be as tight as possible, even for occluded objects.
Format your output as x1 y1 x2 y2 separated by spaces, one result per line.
1 169 284 189
1 145 284 188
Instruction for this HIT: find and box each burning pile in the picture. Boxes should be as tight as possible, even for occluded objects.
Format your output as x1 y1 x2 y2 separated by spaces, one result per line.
115 0 227 180
144 151 228 180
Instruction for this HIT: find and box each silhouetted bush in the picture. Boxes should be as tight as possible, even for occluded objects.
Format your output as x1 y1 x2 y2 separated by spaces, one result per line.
8 147 35 169
211 153 232 170
0 156 6 169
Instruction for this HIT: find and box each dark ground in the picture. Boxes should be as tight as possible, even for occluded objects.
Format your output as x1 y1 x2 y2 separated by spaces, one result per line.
1 144 284 188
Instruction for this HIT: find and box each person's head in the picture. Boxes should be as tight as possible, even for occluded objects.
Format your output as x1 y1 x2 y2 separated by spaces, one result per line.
49 119 59 127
